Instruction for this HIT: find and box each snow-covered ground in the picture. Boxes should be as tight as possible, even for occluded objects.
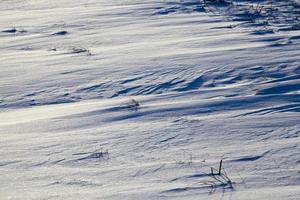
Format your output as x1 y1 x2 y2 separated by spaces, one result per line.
0 0 300 199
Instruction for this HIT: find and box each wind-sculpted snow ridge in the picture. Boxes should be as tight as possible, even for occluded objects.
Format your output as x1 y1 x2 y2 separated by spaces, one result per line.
153 0 300 32
1 0 300 108
1 92 300 199
0 0 300 199
0 1 299 108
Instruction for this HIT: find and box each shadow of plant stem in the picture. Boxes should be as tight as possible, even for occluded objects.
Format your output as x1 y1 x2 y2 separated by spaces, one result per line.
201 0 300 31
201 160 234 194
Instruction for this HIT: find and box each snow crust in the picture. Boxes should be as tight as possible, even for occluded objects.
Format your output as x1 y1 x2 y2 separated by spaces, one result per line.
0 0 299 199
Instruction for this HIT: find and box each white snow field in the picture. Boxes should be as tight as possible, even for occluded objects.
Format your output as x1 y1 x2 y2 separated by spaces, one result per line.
1 0 300 199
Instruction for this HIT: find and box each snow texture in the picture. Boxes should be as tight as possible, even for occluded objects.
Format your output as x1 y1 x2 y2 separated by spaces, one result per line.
0 0 300 199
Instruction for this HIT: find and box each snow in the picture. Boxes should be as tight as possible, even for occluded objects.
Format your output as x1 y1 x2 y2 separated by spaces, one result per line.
0 0 300 199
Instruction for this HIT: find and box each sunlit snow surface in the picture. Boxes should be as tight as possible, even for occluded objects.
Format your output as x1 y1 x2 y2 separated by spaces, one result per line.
0 0 300 199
